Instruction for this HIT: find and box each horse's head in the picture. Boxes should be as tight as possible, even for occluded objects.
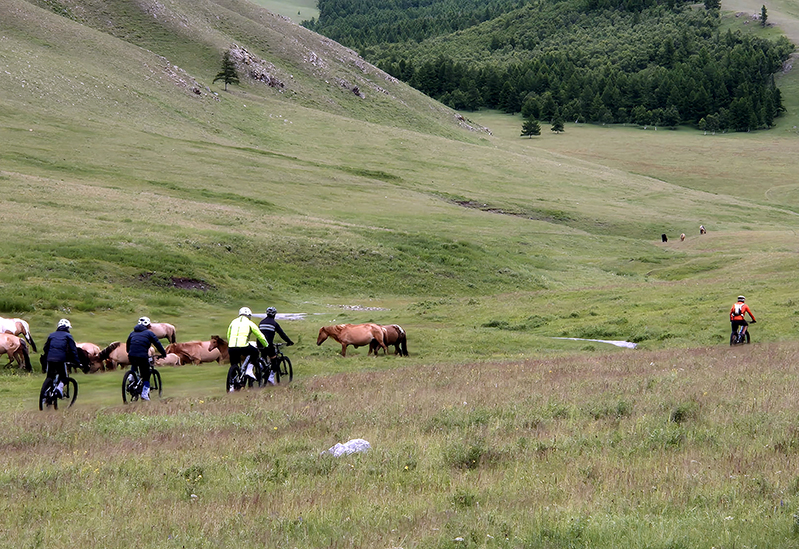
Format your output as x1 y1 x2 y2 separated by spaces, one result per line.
208 335 226 352
316 326 329 346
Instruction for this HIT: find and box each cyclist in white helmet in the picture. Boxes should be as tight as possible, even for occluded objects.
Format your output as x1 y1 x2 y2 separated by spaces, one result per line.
42 319 81 398
227 307 268 381
126 316 167 401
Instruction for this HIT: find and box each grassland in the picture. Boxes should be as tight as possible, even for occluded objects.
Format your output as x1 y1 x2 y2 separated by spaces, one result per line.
0 0 797 546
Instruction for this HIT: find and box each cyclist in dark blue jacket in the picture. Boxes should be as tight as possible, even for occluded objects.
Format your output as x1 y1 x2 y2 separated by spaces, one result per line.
126 317 167 401
43 319 81 398
258 307 294 384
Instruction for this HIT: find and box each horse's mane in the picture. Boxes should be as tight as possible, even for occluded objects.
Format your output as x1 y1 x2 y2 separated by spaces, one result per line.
98 341 121 361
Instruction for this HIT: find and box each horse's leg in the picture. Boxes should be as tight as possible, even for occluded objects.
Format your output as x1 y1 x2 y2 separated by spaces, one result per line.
341 343 347 357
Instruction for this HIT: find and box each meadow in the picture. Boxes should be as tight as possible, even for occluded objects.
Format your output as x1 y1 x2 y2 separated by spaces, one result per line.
0 0 797 546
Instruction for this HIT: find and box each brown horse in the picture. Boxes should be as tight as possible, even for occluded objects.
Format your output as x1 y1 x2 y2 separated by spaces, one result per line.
317 323 387 357
0 316 37 352
149 322 177 343
369 324 409 356
97 341 131 370
207 335 230 363
0 333 32 371
166 338 225 364
76 342 105 373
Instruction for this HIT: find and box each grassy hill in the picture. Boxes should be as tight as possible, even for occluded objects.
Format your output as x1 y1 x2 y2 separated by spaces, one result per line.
0 0 797 352
0 0 797 547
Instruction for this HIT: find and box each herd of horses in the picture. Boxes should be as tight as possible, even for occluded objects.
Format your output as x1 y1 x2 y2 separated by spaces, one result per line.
0 316 409 374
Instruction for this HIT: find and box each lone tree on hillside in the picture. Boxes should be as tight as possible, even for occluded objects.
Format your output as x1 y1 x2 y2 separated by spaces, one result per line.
521 116 541 138
551 118 565 133
213 50 239 91
760 4 768 26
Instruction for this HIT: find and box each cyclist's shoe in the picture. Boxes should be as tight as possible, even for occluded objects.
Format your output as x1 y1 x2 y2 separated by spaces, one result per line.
141 382 151 401
228 385 234 393
267 371 276 385
245 364 256 380
55 382 64 399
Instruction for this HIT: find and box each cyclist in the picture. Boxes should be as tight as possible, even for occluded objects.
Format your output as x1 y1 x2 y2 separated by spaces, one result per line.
258 307 294 385
730 295 756 343
42 319 80 398
126 317 167 401
227 307 268 383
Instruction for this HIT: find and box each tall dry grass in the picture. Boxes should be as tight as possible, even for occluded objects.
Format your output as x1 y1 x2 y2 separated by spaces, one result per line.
1 341 796 547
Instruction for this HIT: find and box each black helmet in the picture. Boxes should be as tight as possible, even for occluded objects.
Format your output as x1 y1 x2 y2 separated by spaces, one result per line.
266 307 277 318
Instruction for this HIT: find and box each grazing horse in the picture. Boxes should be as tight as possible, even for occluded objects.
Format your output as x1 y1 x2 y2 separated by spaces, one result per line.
0 334 32 371
0 317 37 352
155 353 183 366
166 339 225 364
97 341 130 370
207 335 230 363
317 323 387 357
149 322 177 343
369 324 409 356
77 342 105 373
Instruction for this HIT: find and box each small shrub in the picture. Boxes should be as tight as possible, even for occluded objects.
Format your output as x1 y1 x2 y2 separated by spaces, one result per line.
670 401 699 424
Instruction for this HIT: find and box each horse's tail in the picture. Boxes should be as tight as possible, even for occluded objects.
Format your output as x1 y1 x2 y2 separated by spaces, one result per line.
18 339 32 371
19 320 36 353
393 324 409 356
168 325 176 344
98 341 121 362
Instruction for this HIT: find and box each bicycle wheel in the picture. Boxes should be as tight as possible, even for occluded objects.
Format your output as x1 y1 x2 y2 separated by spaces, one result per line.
279 356 292 382
122 370 137 404
226 365 238 392
151 369 163 398
65 377 78 408
39 378 51 411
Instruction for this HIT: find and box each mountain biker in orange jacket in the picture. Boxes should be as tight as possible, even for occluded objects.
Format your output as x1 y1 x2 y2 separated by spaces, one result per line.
730 295 756 342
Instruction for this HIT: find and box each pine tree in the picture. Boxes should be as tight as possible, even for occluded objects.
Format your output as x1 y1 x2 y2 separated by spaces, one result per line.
521 116 541 138
760 5 768 27
551 117 565 133
213 51 240 91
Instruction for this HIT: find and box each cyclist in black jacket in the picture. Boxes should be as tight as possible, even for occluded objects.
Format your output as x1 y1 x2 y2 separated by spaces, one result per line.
126 317 167 401
43 319 81 398
258 307 294 384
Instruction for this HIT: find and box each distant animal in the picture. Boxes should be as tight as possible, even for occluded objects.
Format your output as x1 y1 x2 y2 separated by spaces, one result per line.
166 339 225 365
149 322 177 343
700 225 706 235
0 317 37 352
317 323 387 357
206 335 230 363
97 341 130 370
661 234 668 242
155 353 183 366
680 233 686 241
0 333 32 371
76 342 105 373
369 324 409 356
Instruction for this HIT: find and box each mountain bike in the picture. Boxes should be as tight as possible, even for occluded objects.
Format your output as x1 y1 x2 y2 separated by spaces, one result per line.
272 342 293 382
227 352 265 392
39 373 78 410
730 321 754 346
122 357 163 403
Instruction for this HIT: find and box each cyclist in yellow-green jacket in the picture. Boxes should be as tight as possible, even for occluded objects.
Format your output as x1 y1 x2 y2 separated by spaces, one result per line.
227 307 268 380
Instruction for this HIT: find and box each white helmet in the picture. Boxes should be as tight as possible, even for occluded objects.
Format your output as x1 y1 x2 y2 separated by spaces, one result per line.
238 307 252 317
137 316 151 326
737 296 745 302
57 319 71 329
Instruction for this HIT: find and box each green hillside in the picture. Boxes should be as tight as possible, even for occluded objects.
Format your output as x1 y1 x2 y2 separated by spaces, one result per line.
0 0 797 354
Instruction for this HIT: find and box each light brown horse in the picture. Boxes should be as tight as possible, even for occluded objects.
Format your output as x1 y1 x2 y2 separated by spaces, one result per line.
369 324 409 356
166 339 224 365
149 322 177 343
77 342 105 373
97 341 131 370
317 323 387 357
0 333 32 371
0 316 37 352
207 335 230 363
155 353 183 366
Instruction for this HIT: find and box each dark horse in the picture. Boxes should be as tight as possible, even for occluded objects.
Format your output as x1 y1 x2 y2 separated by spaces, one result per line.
369 324 409 356
317 323 387 357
